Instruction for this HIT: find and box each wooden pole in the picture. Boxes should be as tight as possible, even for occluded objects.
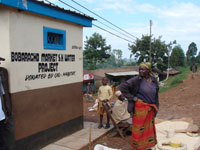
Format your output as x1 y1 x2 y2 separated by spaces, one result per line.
102 102 125 139
102 102 132 148
89 123 92 150
149 20 152 63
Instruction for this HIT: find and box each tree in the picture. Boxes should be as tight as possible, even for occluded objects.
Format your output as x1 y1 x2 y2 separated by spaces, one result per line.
84 33 111 70
164 40 176 81
113 49 123 66
96 49 125 68
186 42 198 64
196 52 200 64
128 35 169 71
96 52 117 68
170 45 185 67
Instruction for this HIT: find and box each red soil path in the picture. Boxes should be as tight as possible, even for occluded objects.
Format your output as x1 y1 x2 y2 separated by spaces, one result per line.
82 71 200 150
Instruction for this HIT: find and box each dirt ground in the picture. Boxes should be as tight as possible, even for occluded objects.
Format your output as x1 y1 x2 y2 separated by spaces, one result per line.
81 71 200 150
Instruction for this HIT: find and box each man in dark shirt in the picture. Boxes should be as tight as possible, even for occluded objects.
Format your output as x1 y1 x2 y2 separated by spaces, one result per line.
190 62 198 79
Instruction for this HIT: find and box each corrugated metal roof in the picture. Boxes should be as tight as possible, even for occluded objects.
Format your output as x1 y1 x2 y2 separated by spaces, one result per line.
0 0 94 26
105 71 139 77
36 0 94 20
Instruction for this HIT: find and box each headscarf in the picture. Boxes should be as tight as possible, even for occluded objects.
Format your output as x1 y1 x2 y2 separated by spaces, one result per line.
140 62 152 72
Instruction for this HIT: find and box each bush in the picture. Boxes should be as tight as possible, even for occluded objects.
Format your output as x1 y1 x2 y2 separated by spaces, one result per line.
159 65 190 93
170 78 183 86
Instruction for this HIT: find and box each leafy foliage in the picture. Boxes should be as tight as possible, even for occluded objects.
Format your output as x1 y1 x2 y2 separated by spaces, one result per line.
159 65 190 93
84 33 111 70
95 49 125 68
113 49 123 66
128 35 169 71
186 42 198 64
196 54 200 64
170 45 185 67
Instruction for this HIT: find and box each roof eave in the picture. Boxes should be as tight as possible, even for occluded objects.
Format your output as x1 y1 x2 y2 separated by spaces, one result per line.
0 0 94 27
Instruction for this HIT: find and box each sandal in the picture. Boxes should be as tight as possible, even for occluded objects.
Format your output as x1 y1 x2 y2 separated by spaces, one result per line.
105 124 110 129
98 124 104 129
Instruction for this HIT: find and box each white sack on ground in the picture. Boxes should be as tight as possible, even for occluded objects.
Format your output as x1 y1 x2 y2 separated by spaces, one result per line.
194 138 200 150
155 120 200 150
94 144 121 150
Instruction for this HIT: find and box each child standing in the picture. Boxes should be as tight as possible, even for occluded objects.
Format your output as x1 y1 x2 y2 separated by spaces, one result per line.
97 77 113 129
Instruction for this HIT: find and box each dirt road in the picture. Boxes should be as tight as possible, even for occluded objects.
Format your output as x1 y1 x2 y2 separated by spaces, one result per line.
82 71 200 150
157 71 200 126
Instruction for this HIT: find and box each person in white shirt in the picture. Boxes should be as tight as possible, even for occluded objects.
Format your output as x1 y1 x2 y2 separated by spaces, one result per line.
112 91 132 125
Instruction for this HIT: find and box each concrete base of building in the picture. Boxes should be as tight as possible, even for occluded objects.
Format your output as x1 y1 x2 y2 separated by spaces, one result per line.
15 116 83 150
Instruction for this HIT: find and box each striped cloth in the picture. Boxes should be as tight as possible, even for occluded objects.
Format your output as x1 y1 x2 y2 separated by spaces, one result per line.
131 99 158 150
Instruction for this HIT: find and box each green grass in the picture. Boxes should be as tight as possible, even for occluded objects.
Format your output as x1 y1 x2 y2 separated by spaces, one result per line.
159 65 190 93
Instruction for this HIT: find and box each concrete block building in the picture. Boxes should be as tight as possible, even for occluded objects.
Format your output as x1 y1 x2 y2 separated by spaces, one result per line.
0 0 93 149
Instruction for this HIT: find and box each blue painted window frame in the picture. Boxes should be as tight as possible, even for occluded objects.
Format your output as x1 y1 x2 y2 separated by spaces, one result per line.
43 26 66 50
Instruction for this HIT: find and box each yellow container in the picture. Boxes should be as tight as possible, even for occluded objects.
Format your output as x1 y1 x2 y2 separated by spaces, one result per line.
170 142 181 148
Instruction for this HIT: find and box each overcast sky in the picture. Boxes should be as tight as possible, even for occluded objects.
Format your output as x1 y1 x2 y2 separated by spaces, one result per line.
49 0 200 58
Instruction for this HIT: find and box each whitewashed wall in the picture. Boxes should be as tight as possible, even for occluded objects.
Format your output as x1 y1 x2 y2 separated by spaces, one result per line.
0 7 10 64
0 8 83 93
